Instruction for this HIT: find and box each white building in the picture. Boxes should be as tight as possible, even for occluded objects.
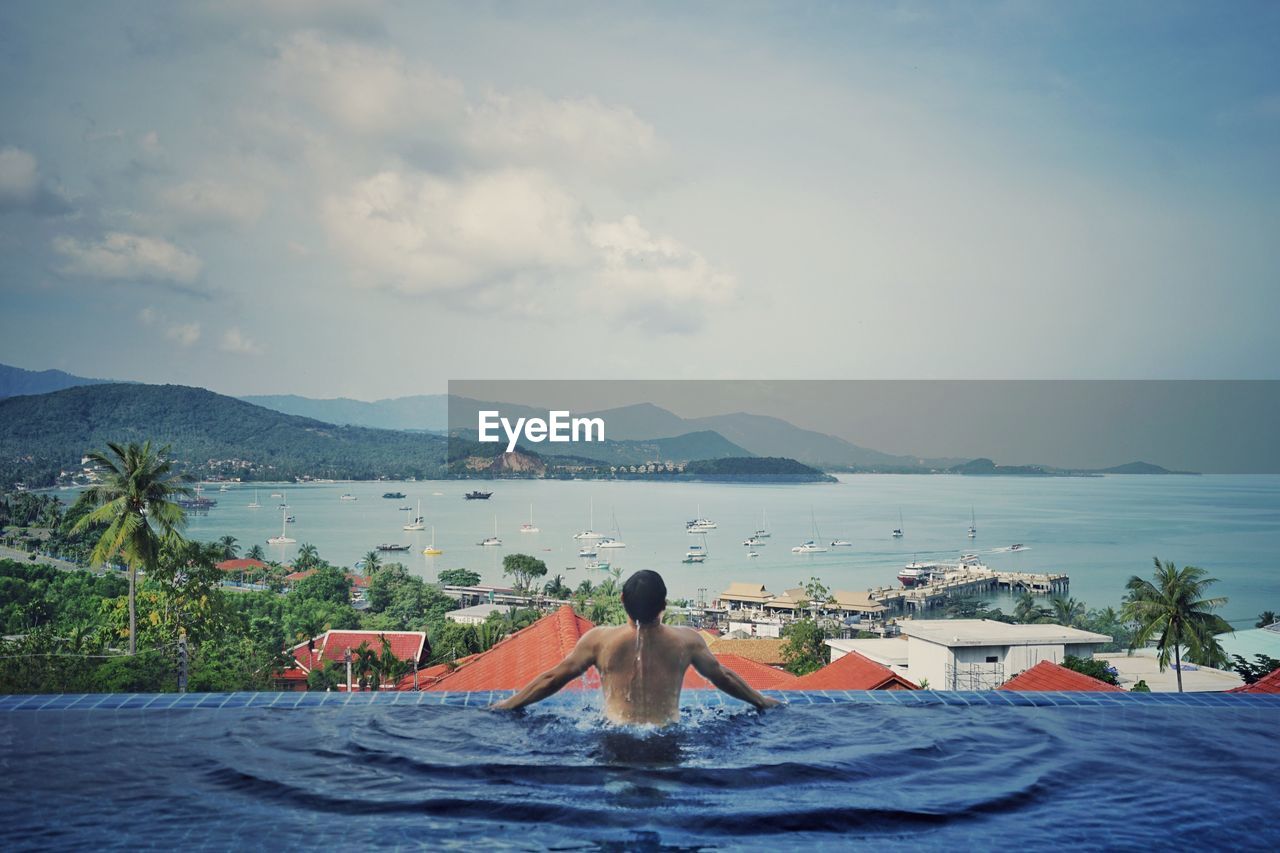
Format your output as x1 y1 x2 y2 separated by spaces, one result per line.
899 619 1112 690
826 637 912 677
446 603 507 625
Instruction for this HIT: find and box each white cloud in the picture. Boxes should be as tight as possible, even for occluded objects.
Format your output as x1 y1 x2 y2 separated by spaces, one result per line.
220 327 262 354
165 322 202 346
155 179 267 227
52 232 202 284
0 147 40 202
138 306 159 325
322 168 734 330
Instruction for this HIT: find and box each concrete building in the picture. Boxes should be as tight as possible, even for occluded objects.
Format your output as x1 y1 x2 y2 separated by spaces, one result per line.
826 637 911 677
898 619 1111 690
446 603 507 625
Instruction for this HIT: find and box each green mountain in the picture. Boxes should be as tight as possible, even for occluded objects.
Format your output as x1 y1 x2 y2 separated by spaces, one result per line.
0 363 119 399
0 384 447 487
681 456 835 483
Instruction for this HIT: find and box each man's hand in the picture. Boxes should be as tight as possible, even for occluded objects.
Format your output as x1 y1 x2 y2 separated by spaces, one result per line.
757 696 783 710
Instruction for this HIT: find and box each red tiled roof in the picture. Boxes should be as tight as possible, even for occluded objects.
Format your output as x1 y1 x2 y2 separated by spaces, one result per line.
282 568 368 588
683 653 799 691
286 630 429 675
428 605 598 692
706 637 787 666
1228 665 1280 693
998 660 1123 692
790 650 918 691
216 558 268 572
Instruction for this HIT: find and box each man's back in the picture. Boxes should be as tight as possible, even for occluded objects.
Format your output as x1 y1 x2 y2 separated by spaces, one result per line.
591 623 697 725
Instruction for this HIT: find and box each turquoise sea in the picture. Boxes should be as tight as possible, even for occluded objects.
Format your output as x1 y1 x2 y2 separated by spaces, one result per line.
177 474 1280 625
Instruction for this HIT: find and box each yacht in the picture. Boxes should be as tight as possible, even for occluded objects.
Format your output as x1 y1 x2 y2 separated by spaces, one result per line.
686 505 716 533
830 539 853 547
267 508 295 545
247 490 262 509
584 558 611 571
746 550 760 558
479 517 502 546
403 499 426 531
742 536 766 547
597 511 627 549
578 545 599 558
683 543 707 564
376 543 410 552
892 509 904 539
791 540 828 554
218 484 230 492
968 507 977 539
520 504 539 534
422 526 443 556
573 499 603 541
754 510 771 539
340 493 357 502
278 491 289 509
464 491 493 500
897 561 944 588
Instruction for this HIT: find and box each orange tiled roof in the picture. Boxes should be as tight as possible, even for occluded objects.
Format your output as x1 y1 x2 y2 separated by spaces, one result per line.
216 558 268 572
706 637 787 666
998 660 1123 692
683 653 800 691
283 568 369 588
791 650 918 691
1227 665 1280 693
287 630 430 675
428 605 598 692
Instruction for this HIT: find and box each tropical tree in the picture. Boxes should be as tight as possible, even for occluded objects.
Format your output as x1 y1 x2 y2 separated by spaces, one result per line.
438 568 481 587
1123 557 1232 691
216 535 239 561
543 574 570 598
246 544 265 562
71 441 193 654
502 553 547 592
1013 591 1052 624
1257 611 1278 629
295 543 320 571
1049 595 1086 628
362 550 382 577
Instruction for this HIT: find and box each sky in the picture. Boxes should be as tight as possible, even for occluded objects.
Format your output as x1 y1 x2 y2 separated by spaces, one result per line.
2 1 1278 400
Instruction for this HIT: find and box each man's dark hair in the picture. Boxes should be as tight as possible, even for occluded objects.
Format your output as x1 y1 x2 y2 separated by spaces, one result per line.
622 570 667 624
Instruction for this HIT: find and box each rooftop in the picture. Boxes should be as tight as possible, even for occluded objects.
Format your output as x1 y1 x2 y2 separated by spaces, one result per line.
826 637 910 671
215 558 268 572
285 630 430 680
1215 625 1280 662
998 660 1123 693
900 619 1111 647
1096 650 1244 692
706 637 787 666
794 650 917 691
428 605 597 692
1228 666 1280 694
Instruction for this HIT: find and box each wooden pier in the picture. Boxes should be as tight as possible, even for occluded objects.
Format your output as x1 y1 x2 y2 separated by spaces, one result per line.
868 569 1069 615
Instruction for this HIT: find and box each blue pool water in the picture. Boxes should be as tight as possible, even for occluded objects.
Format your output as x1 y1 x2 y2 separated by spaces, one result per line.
2 691 1277 850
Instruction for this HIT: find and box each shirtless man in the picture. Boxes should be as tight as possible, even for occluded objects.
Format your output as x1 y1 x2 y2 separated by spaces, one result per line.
492 570 782 724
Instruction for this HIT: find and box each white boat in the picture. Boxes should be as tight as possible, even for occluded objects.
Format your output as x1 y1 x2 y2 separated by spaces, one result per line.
584 559 611 570
746 550 760 558
830 539 853 547
898 561 943 587
683 543 707 564
423 526 443 556
270 492 283 498
892 509 904 539
247 490 262 509
479 517 501 546
520 503 539 534
218 484 230 492
278 491 289 509
578 545 599 558
404 499 425 531
754 510 771 538
793 510 828 552
597 511 627 548
686 504 716 533
340 493 357 501
267 507 295 545
573 499 602 541
742 536 766 547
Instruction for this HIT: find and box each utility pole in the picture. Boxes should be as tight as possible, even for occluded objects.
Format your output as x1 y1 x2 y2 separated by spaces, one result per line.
177 628 188 694
344 647 353 692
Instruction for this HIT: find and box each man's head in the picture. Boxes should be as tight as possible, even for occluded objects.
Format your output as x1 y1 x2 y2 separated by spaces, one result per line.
621 570 667 625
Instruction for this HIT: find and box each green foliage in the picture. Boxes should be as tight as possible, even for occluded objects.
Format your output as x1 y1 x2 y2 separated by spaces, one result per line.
781 617 827 676
502 553 548 592
681 456 834 482
1123 557 1231 690
363 565 457 630
1257 611 1278 629
438 568 481 587
1129 679 1151 692
1230 653 1280 684
1060 654 1120 686
543 574 571 598
291 566 351 606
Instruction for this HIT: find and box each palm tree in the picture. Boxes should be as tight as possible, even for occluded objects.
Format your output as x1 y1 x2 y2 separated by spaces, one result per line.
1049 595 1086 627
1258 611 1278 629
246 543 265 562
1123 557 1232 692
296 543 320 570
72 441 192 655
217 535 239 561
362 550 382 577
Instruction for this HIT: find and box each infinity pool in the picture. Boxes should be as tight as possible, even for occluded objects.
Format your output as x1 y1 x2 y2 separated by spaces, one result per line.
2 691 1277 850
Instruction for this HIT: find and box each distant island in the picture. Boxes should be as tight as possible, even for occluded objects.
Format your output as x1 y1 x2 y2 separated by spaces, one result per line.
946 458 1199 477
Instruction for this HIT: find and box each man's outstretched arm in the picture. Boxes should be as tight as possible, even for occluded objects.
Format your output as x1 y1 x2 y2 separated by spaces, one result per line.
491 629 599 711
690 640 782 710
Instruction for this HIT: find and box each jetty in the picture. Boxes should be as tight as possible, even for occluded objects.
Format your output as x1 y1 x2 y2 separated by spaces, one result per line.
869 567 1069 615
